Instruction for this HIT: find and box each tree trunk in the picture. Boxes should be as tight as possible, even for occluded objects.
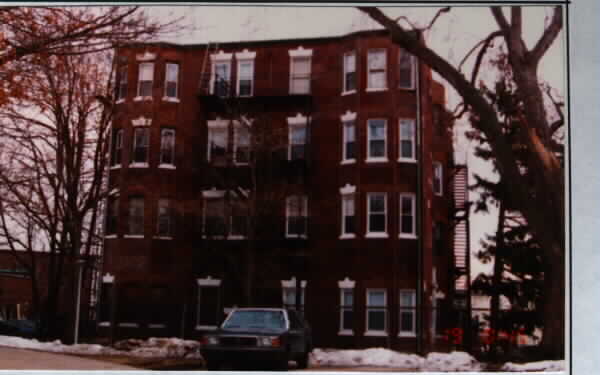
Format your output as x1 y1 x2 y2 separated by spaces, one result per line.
540 244 565 359
490 203 505 361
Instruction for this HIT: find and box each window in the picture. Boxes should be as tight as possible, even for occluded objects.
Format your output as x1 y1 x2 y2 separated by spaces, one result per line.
110 129 123 167
398 49 415 89
367 119 387 161
343 52 356 93
212 61 231 97
341 195 356 237
234 125 250 164
399 290 416 336
106 196 119 235
340 289 354 334
289 124 307 161
367 49 387 90
399 119 416 162
229 198 247 238
204 198 226 237
367 193 387 237
160 129 175 166
196 277 221 329
342 120 356 162
399 193 416 238
117 65 128 100
127 197 144 236
137 62 154 97
237 60 254 97
366 289 387 334
207 126 227 162
164 62 179 99
286 195 307 238
156 198 171 237
433 162 443 196
290 56 311 94
131 127 149 165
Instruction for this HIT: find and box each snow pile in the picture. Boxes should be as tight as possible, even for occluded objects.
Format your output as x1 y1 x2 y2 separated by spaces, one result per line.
311 348 481 372
423 351 483 372
501 360 565 372
0 335 201 359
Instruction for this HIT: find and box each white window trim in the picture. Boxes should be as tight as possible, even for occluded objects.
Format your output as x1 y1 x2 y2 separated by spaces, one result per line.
210 52 232 96
399 193 417 239
236 58 255 97
196 277 222 330
340 190 356 239
365 289 387 335
104 234 117 239
130 126 150 166
398 118 417 163
153 236 173 240
366 119 388 163
163 62 179 100
129 162 149 169
124 234 144 239
159 164 176 170
289 50 312 95
118 322 140 328
287 114 308 161
398 289 417 337
149 323 167 329
136 52 156 61
367 49 387 91
366 192 388 238
434 162 443 196
340 111 357 164
281 277 307 310
285 195 308 239
132 116 152 127
136 62 154 100
202 194 226 239
398 49 416 90
342 51 356 95
338 277 355 335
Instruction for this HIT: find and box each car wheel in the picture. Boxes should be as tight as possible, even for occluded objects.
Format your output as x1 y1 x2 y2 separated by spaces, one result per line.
297 349 310 369
206 361 221 371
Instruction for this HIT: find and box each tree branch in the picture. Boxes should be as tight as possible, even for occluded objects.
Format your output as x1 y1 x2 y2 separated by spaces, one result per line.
530 6 563 64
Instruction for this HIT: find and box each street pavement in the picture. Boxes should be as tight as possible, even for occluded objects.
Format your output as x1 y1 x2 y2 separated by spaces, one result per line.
0 346 139 370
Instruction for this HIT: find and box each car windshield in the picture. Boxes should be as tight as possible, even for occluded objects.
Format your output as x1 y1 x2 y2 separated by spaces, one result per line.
222 310 286 330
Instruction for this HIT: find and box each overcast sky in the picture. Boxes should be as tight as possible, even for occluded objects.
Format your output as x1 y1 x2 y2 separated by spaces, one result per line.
145 5 567 277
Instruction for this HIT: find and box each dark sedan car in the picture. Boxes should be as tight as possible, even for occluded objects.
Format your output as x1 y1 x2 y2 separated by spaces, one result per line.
200 308 312 370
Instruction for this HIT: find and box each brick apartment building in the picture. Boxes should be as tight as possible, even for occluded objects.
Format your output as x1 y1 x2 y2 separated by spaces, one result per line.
98 29 470 353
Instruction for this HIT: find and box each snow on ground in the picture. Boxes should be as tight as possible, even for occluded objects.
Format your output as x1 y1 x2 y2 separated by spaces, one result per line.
501 360 565 372
311 348 482 372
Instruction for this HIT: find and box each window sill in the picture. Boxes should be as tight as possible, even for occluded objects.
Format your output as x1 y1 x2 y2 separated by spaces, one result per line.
233 162 249 166
133 96 153 102
109 164 121 170
398 158 417 163
341 90 356 96
149 324 167 329
129 162 149 168
338 330 354 336
286 235 308 239
104 234 118 239
398 86 416 91
434 192 443 197
153 236 173 240
237 94 253 98
366 158 389 164
158 164 176 170
340 159 356 165
227 235 246 240
116 98 125 104
364 331 388 337
118 323 139 328
98 322 110 327
398 332 417 338
366 232 389 239
339 233 356 240
195 325 218 331
289 91 311 95
124 235 144 239
366 87 388 93
205 235 226 240
162 96 180 103
399 234 418 240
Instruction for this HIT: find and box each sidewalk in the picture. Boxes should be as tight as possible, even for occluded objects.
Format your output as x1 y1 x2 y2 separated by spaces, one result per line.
0 346 139 370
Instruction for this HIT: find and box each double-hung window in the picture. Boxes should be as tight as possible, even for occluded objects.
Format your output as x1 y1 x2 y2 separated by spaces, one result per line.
343 52 356 93
398 48 415 89
160 129 175 166
367 119 387 162
399 119 416 162
164 62 179 99
286 195 307 238
366 289 387 335
237 60 254 97
229 198 247 238
367 193 387 237
117 65 128 101
399 290 416 336
204 197 226 237
433 162 443 196
234 125 250 165
367 49 387 91
137 62 154 98
289 124 307 161
127 197 144 236
399 193 416 238
196 277 221 330
290 56 311 94
342 120 356 163
212 61 231 97
341 195 356 238
110 129 123 167
156 198 171 238
340 289 354 334
282 277 306 311
207 122 228 162
131 127 149 166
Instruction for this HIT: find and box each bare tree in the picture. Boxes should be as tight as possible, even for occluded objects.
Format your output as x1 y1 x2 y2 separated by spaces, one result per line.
358 6 564 358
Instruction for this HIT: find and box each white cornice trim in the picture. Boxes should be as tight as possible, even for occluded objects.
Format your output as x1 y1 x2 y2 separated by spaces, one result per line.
340 110 357 122
339 183 356 195
281 276 307 288
136 52 156 61
287 113 308 126
197 276 222 287
102 273 115 283
288 46 313 58
132 116 152 127
210 50 233 62
202 188 225 198
338 277 356 289
235 49 256 60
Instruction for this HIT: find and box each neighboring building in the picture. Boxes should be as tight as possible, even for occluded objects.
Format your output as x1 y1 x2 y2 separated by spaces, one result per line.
99 29 470 352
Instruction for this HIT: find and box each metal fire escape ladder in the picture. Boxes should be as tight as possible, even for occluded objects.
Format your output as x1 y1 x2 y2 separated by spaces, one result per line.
452 165 470 296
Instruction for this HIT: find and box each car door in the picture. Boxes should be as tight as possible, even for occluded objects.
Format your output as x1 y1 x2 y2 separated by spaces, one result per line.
287 310 307 355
